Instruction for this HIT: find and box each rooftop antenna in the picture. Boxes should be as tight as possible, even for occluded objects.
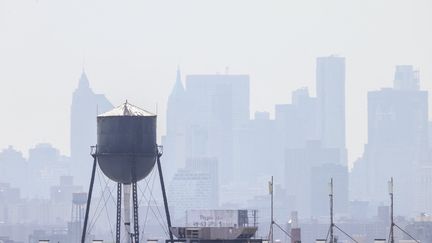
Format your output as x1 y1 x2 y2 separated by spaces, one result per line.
319 178 359 243
268 177 296 243
387 177 420 243
330 178 334 243
389 177 394 243
269 176 273 243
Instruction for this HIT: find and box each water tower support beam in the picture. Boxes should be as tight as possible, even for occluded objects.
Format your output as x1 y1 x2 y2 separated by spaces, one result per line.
133 182 140 243
157 148 174 242
124 184 132 243
81 156 97 243
116 182 122 243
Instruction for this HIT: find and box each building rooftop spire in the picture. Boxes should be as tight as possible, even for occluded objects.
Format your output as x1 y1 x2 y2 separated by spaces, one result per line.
176 65 181 83
170 66 185 98
78 69 90 89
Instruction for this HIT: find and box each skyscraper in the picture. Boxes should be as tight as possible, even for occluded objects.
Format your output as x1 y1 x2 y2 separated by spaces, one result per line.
285 140 341 217
167 68 187 136
367 88 428 214
28 143 69 198
185 74 249 182
316 56 346 165
162 68 188 180
0 146 27 195
70 70 112 185
353 65 428 215
164 72 250 184
275 87 319 150
233 111 278 183
168 157 219 220
310 163 348 217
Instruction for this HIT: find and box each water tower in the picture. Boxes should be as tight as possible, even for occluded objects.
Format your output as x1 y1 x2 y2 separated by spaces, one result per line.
81 101 173 243
70 192 87 242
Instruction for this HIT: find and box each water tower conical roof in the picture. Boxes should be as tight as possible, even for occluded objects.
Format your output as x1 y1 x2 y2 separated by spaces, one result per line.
98 101 155 117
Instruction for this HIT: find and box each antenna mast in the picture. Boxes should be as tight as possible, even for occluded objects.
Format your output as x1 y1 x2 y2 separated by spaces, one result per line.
389 177 394 243
384 177 420 243
329 178 334 243
269 177 296 242
270 176 274 243
323 178 358 243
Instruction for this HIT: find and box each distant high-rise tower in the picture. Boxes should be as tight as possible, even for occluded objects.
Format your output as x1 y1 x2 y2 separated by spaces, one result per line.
168 156 219 220
0 146 27 195
167 68 187 135
185 74 250 182
164 72 249 183
316 56 346 164
162 68 188 180
355 65 428 215
275 87 319 149
285 140 341 217
70 70 112 185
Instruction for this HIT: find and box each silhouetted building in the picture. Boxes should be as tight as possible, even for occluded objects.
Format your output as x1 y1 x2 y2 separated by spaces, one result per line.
234 111 278 183
377 205 390 224
404 214 432 243
186 74 249 182
0 183 21 208
415 165 432 214
275 87 319 149
50 176 82 204
186 156 219 205
349 156 369 202
70 70 112 186
162 68 188 180
163 71 249 184
28 143 60 165
0 146 28 195
311 163 349 217
168 157 219 220
316 56 347 165
231 87 319 191
352 65 428 215
28 143 70 198
299 219 387 243
285 140 341 217
349 200 369 220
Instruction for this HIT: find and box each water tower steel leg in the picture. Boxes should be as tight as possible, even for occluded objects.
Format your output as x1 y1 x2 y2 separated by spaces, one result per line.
133 182 140 243
124 184 132 243
116 182 122 243
81 156 97 243
157 154 174 242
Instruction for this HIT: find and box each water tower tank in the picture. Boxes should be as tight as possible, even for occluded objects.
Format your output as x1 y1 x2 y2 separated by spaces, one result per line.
96 101 157 184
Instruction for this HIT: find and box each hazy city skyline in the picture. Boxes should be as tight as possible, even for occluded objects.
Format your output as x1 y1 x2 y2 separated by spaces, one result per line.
2 1 432 242
1 0 432 166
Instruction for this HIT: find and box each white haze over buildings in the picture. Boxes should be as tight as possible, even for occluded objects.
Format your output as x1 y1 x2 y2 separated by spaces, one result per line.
0 0 432 166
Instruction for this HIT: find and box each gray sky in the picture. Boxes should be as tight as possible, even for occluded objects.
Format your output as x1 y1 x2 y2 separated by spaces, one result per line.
0 0 431 166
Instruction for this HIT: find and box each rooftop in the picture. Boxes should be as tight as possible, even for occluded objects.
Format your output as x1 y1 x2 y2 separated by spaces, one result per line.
98 101 155 117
